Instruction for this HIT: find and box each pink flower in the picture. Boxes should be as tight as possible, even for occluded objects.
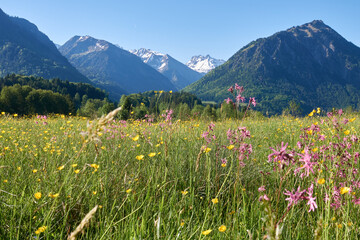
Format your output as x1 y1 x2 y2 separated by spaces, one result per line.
234 83 244 93
236 94 245 103
353 197 360 205
258 185 266 192
284 186 306 207
259 194 269 201
225 98 232 104
249 97 256 107
268 142 290 163
294 147 317 178
228 86 234 93
305 184 317 212
318 135 326 141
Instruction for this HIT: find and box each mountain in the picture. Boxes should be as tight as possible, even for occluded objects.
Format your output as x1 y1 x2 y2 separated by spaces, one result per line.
184 20 360 114
186 55 225 74
0 8 91 84
130 48 203 89
59 36 176 100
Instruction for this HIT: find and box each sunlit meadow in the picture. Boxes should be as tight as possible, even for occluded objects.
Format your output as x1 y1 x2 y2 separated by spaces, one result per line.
1 104 360 239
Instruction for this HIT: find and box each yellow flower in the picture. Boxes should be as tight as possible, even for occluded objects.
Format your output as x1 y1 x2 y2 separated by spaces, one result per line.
202 229 212 235
317 108 321 113
181 190 188 195
92 191 97 195
74 169 80 174
71 164 78 167
218 225 226 232
34 192 42 199
312 147 318 152
148 152 156 157
221 163 226 167
180 221 185 226
3 179 8 183
136 155 144 160
57 165 65 171
349 117 356 122
340 187 350 194
132 135 139 141
308 111 314 117
204 147 211 153
169 90 173 93
1 112 5 115
211 198 219 204
32 169 38 173
35 226 47 234
48 193 59 198
90 164 99 169
317 178 325 185
13 114 18 117
344 130 350 135
227 145 234 150
126 188 132 193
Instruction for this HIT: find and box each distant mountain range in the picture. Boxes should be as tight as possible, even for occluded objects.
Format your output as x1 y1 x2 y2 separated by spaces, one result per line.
59 36 176 100
2 7 360 114
184 20 360 114
130 48 203 89
186 55 225 74
0 8 91 84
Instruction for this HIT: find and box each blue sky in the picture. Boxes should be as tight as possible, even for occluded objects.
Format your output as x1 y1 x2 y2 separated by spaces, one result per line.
1 0 359 63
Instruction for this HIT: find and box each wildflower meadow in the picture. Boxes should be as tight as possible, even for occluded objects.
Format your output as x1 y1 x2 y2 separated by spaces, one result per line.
1 87 360 239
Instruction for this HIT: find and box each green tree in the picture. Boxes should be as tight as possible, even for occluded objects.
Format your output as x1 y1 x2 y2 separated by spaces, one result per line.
119 96 131 120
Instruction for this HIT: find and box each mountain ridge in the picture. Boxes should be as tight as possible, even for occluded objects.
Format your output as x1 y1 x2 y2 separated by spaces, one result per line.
0 8 91 84
130 48 203 89
60 36 176 100
184 20 360 114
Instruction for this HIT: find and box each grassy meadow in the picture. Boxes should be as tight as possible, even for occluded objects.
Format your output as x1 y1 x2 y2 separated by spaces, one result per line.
1 110 360 239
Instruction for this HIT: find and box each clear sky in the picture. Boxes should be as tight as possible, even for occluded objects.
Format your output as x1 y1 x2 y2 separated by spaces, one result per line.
1 0 359 63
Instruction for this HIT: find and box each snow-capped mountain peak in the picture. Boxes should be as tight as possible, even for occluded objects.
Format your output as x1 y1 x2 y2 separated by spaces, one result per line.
130 48 169 72
186 55 225 74
130 48 203 89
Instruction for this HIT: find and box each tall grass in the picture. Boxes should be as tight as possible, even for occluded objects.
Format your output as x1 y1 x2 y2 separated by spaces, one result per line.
0 111 360 239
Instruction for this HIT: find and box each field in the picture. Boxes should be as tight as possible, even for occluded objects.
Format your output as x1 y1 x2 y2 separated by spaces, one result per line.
1 110 360 239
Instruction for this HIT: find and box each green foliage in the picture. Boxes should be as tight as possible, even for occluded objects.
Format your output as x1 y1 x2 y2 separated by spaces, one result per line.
0 84 73 114
0 74 107 100
78 99 115 117
119 96 131 120
0 74 108 115
283 100 303 117
220 102 236 119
